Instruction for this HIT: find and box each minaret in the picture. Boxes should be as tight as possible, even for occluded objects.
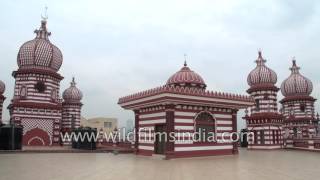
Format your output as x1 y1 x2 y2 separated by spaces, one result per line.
280 59 318 140
62 77 83 133
8 17 64 146
244 51 283 149
0 80 6 124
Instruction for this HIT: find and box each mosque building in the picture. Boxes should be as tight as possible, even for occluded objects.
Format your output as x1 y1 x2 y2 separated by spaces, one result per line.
244 51 284 149
118 61 253 159
244 52 320 151
4 17 83 146
280 59 319 149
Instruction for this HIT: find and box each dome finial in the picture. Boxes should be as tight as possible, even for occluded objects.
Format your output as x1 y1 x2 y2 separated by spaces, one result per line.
71 77 76 86
184 54 187 67
258 49 262 58
290 57 300 74
35 6 51 39
41 6 48 21
256 49 266 65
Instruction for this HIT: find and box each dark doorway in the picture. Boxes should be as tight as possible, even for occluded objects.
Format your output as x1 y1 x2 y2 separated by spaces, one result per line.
154 124 166 154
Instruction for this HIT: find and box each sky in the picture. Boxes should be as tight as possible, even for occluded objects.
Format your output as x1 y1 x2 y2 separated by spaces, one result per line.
0 0 320 129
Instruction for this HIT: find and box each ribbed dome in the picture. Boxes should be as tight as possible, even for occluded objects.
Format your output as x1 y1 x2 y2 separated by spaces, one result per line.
17 20 63 72
166 61 206 89
281 59 313 97
0 80 5 95
63 78 83 103
247 51 277 87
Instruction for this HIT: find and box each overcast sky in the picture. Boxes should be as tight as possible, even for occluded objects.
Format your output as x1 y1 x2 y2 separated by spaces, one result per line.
1 0 320 129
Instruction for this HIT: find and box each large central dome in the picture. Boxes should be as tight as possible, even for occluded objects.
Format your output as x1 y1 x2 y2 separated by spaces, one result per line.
17 20 63 72
247 51 277 87
166 61 206 89
281 59 313 97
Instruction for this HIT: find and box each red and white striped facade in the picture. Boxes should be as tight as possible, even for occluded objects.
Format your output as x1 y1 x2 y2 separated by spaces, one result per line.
244 51 284 150
62 78 83 131
244 53 320 151
119 62 253 159
0 80 5 124
280 60 319 150
8 19 83 146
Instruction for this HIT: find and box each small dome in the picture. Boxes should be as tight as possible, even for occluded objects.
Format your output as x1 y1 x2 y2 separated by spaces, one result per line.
0 80 5 94
166 61 206 89
63 78 83 103
247 51 277 87
281 59 313 97
17 20 63 72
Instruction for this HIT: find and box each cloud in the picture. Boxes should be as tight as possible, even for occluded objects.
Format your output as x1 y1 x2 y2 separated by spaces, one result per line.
0 0 320 129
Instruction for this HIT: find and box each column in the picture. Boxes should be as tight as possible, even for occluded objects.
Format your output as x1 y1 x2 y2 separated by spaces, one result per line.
165 104 175 159
134 110 140 154
232 109 239 154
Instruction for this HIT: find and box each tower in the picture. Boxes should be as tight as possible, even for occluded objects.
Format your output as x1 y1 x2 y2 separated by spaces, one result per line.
244 51 283 149
280 59 319 140
62 78 83 132
8 18 64 146
0 80 5 124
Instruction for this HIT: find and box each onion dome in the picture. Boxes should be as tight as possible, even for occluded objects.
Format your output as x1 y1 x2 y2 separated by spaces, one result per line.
63 78 83 103
281 59 313 97
247 51 277 87
0 80 5 95
166 61 206 89
17 19 63 72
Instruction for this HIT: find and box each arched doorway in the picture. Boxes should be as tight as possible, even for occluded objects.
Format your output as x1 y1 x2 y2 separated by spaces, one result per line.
23 128 51 146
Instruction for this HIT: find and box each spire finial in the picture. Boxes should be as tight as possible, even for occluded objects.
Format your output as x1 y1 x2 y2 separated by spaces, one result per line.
258 49 262 58
71 77 76 86
41 6 48 21
255 49 266 65
290 57 300 74
292 56 296 66
35 6 51 39
184 54 187 66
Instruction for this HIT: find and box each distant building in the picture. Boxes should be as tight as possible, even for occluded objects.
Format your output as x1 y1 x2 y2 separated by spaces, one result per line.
125 119 134 134
81 117 118 135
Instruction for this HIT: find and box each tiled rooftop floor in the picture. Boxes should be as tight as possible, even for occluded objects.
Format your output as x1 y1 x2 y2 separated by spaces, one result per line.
0 148 319 180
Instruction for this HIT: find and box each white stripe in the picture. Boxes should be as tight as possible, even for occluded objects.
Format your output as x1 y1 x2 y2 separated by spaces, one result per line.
214 114 232 118
139 119 165 125
217 120 232 125
139 145 154 150
175 119 193 123
175 111 196 116
217 127 233 131
140 112 165 118
175 126 194 130
174 140 193 144
175 145 232 151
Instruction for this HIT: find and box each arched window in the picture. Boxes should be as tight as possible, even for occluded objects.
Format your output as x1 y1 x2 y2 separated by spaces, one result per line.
19 85 27 99
293 127 298 138
194 112 215 142
255 99 260 111
51 88 57 101
300 103 306 112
